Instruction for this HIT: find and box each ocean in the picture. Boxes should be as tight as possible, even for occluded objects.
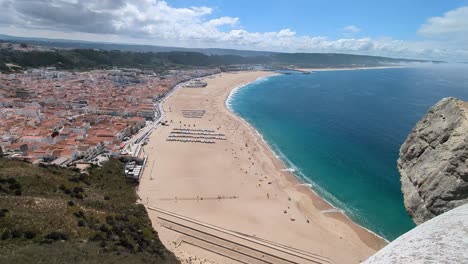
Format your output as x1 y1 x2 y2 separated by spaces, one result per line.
228 64 468 241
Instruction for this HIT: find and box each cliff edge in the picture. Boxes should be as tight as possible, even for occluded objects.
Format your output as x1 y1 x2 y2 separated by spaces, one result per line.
398 97 468 224
363 203 468 264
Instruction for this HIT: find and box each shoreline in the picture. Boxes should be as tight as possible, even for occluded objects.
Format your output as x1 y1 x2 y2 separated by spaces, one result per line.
138 70 387 263
224 74 390 243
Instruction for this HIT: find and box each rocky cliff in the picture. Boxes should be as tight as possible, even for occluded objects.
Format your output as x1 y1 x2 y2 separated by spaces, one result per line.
398 97 468 224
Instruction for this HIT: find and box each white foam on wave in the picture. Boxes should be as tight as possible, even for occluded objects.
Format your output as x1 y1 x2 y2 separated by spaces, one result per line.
281 168 296 172
321 208 344 213
225 75 273 111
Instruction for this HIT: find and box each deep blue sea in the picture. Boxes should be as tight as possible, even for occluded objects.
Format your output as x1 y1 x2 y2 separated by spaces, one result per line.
228 64 468 241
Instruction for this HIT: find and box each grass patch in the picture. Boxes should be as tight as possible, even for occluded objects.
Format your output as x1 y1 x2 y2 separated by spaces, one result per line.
0 158 178 263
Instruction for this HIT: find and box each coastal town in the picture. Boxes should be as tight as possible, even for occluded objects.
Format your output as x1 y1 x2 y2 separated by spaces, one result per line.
2 0 468 263
0 66 219 180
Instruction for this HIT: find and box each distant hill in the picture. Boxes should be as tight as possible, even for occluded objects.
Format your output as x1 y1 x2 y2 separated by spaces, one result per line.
0 159 178 264
0 34 274 57
269 53 434 68
0 48 442 74
0 49 271 72
0 34 445 72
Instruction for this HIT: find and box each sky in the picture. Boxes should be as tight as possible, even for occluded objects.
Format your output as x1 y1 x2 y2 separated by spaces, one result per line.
0 0 468 61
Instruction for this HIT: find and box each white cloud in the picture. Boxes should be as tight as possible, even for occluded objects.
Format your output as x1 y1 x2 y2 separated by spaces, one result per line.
206 17 239 27
418 6 468 43
277 29 296 38
0 1 467 61
343 25 361 34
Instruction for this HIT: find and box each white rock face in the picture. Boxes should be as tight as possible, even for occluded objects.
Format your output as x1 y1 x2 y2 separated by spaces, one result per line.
364 203 468 264
398 97 468 224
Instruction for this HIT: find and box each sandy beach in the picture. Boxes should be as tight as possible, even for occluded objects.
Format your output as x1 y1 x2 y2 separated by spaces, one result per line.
138 71 387 264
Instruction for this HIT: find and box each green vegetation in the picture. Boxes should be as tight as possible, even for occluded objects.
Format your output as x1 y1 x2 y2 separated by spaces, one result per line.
0 45 436 73
0 159 178 264
0 49 268 72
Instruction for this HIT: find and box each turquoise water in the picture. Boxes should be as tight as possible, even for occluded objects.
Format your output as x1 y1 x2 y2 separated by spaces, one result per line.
229 64 468 241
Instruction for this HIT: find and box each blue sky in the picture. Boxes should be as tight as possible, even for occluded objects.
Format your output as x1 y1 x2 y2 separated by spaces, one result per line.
169 0 468 40
0 0 467 60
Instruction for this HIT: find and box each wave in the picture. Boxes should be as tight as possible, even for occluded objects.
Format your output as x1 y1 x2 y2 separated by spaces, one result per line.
321 208 344 213
225 75 274 111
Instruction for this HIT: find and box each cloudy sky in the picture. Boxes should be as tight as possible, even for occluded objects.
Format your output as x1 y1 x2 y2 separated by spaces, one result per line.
0 0 468 61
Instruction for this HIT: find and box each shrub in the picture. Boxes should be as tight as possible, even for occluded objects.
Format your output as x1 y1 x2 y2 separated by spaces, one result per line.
14 189 22 196
11 229 22 238
68 177 80 183
73 211 84 218
118 238 134 250
99 225 110 233
6 178 16 184
104 196 110 200
78 220 86 227
73 187 84 193
24 231 36 239
1 230 11 240
45 232 69 241
116 215 129 222
90 233 104 241
105 216 114 225
68 200 75 206
100 241 107 248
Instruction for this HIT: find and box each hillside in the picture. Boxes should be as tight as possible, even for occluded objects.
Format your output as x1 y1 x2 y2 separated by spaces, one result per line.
0 34 275 57
0 36 443 72
0 48 435 73
0 48 270 72
0 159 178 264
